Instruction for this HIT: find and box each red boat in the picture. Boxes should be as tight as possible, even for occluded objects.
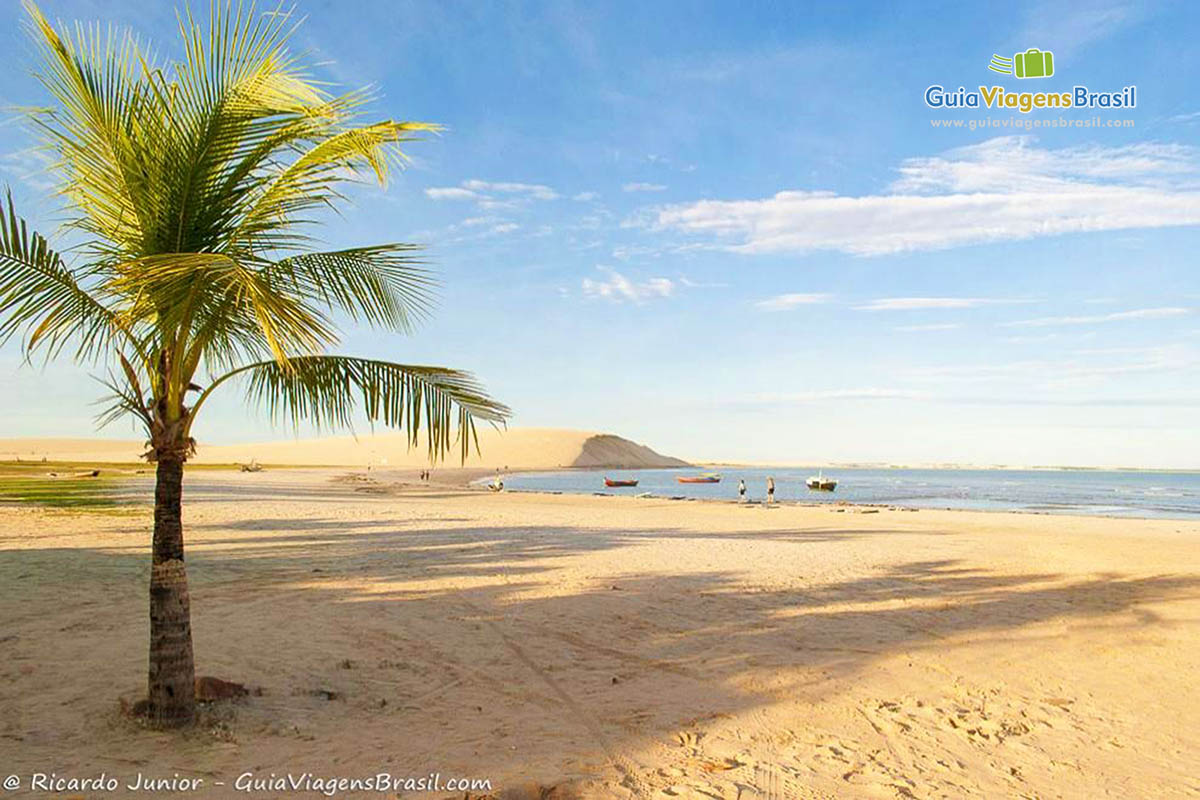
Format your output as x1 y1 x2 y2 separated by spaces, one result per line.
677 473 721 484
604 477 639 488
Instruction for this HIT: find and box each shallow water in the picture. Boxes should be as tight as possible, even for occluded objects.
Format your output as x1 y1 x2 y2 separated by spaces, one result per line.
500 467 1200 519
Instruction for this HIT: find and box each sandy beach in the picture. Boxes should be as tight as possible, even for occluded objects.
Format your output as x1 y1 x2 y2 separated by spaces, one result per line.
2 465 1198 799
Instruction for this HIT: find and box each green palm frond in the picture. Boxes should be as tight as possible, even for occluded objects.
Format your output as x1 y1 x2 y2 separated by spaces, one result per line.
270 245 437 331
94 369 152 429
0 192 127 361
227 120 441 252
198 356 510 461
109 252 338 361
23 2 153 248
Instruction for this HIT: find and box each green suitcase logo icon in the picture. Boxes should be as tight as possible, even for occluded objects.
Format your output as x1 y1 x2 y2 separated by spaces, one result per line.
1014 48 1054 78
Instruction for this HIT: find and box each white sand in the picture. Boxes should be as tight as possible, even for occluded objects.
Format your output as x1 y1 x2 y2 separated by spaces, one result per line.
1 468 1198 798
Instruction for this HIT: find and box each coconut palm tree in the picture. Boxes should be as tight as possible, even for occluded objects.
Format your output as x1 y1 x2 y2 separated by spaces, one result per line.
0 2 509 727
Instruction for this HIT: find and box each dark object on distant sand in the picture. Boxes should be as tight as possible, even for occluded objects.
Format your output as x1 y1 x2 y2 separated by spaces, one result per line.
195 675 249 702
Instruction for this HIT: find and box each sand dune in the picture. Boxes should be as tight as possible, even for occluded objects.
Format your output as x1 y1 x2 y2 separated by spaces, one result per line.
0 428 688 470
0 438 145 464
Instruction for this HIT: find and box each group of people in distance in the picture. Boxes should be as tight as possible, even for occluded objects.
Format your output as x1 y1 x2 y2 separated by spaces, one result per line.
737 476 775 504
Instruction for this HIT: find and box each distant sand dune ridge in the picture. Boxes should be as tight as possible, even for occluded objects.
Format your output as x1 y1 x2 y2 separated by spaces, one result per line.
0 428 689 469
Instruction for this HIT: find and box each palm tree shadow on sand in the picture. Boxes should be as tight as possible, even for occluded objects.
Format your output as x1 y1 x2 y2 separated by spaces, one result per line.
2 505 1197 797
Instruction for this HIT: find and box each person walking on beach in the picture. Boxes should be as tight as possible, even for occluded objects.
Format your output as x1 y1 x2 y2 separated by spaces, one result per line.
738 479 747 502
766 476 775 504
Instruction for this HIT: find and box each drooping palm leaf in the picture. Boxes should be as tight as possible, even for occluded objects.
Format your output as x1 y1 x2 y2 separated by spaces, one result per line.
197 356 510 461
270 245 437 331
0 193 128 361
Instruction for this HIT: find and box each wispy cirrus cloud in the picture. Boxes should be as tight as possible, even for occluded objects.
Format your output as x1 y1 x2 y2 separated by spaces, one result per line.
645 136 1200 256
425 187 480 201
754 293 832 311
1016 1 1143 60
623 182 667 193
1002 307 1191 328
1168 110 1200 125
459 216 502 227
425 179 559 206
581 267 674 303
854 297 1029 311
905 344 1196 385
896 323 963 332
461 179 559 200
0 149 56 193
725 388 933 409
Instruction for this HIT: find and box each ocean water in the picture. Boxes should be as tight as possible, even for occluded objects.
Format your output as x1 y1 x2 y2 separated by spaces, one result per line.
499 467 1200 519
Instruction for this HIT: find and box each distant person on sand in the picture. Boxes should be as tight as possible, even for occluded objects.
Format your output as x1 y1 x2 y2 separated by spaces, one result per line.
492 471 504 492
766 476 775 504
738 479 746 502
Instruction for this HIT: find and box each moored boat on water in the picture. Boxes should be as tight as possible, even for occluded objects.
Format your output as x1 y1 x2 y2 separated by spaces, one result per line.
806 470 837 491
677 473 721 484
604 477 639 487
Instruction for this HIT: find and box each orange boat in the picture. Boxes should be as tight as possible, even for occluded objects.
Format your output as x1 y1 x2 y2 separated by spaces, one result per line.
604 477 639 487
677 473 721 484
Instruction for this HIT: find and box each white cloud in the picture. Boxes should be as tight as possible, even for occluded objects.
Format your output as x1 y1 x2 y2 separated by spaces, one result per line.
734 388 933 406
906 345 1196 384
0 149 56 193
476 198 523 211
462 179 558 200
425 187 480 201
1017 2 1141 60
623 182 667 193
611 244 662 261
489 223 519 234
573 191 599 201
425 179 559 205
678 275 729 289
896 323 963 332
647 136 1200 256
581 268 674 303
460 216 501 227
1002 307 1191 328
755 293 832 311
854 297 1025 311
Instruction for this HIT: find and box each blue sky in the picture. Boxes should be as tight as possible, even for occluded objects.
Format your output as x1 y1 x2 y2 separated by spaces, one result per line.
2 0 1199 467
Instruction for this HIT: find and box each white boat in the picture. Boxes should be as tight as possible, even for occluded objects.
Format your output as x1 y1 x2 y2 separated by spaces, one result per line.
806 470 837 491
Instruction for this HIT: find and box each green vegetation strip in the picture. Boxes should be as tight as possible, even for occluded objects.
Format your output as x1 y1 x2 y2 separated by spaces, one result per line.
0 473 127 509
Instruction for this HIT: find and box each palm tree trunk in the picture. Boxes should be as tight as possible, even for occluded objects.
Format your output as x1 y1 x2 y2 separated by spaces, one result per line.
148 455 196 727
